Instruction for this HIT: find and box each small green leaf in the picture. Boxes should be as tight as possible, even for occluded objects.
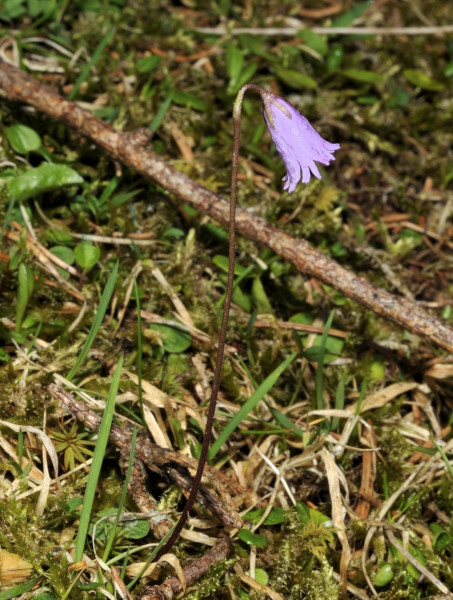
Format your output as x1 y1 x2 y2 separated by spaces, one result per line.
253 568 269 586
444 61 453 78
9 164 83 202
296 502 310 523
122 518 150 539
237 34 275 61
6 124 42 154
296 29 328 57
403 69 445 91
0 0 27 21
262 507 286 525
331 1 371 27
374 563 394 587
269 407 304 439
342 69 383 83
163 228 185 239
357 95 379 105
296 501 331 524
238 527 268 547
386 91 411 109
60 497 83 514
232 284 251 312
212 255 247 276
226 44 243 81
229 63 258 96
273 65 317 90
150 323 192 353
150 92 173 132
430 523 450 552
244 508 265 524
327 46 344 71
136 55 162 74
251 277 273 313
74 243 101 271
225 44 257 94
289 313 344 356
50 245 75 265
0 348 10 362
245 507 286 526
201 223 229 242
171 90 208 111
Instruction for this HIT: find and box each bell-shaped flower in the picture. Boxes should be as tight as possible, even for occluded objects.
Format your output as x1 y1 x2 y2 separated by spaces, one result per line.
262 91 340 193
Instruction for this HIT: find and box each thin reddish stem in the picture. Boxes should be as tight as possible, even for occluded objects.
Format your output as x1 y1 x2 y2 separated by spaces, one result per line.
151 88 252 562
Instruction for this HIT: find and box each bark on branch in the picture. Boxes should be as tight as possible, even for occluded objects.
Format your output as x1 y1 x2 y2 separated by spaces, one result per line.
1 60 452 352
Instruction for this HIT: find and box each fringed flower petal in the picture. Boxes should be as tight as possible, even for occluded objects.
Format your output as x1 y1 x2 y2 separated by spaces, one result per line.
262 92 340 193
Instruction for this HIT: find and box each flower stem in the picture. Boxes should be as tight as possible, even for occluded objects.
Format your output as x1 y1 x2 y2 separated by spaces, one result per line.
152 85 253 562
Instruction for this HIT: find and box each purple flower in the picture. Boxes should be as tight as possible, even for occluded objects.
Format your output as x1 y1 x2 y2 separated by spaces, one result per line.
262 91 340 193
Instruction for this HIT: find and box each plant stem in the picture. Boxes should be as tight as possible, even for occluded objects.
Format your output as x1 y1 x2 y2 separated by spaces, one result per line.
151 86 253 561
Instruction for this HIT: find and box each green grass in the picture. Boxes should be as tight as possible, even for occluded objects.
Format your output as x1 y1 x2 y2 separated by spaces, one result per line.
75 354 123 562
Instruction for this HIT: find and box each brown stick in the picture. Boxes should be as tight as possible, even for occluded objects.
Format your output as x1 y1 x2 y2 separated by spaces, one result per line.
48 382 238 598
1 60 453 352
139 531 233 600
47 383 243 531
354 421 378 521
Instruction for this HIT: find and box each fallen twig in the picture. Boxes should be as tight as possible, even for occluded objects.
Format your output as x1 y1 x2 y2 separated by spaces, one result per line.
47 383 243 532
1 60 453 352
47 383 241 596
354 421 378 520
138 531 232 600
194 25 453 36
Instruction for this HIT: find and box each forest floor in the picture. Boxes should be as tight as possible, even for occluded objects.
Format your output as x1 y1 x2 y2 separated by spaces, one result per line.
1 1 453 599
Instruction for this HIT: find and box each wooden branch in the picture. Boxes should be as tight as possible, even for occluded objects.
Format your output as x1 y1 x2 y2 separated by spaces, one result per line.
1 60 453 352
138 531 232 600
47 383 237 596
47 383 243 532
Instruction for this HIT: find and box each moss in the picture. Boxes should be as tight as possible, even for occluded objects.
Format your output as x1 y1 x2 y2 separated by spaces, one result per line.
375 427 415 493
0 498 45 573
297 558 340 600
376 572 423 600
183 558 235 600
45 551 84 599
269 510 337 597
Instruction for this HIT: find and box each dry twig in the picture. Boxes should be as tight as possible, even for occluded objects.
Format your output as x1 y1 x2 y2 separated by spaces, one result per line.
47 383 242 531
194 25 453 36
47 383 241 596
354 421 378 520
138 531 232 600
1 60 453 352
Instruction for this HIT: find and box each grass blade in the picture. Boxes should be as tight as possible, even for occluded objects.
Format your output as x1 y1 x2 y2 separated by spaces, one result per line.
102 426 137 562
126 526 176 589
315 310 335 413
150 92 173 132
69 27 116 100
209 351 297 459
432 439 453 479
75 354 123 561
331 376 345 432
67 261 118 381
134 277 145 423
0 577 42 600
